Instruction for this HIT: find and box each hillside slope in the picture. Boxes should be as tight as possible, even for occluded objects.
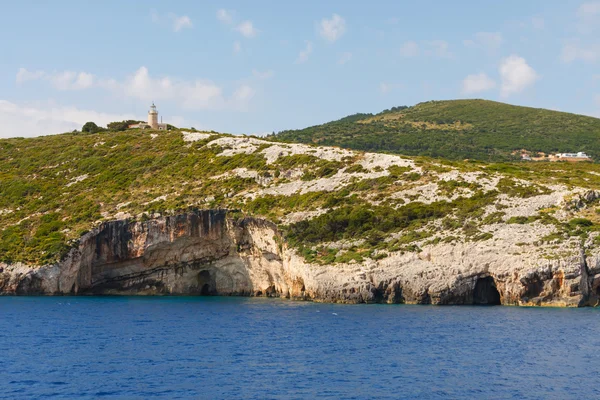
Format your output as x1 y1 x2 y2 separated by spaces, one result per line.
3 129 600 305
275 100 600 161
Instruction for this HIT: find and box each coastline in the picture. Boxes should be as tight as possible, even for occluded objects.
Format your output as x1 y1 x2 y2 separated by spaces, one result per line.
2 210 597 307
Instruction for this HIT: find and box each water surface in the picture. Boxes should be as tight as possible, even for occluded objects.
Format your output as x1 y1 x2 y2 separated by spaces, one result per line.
1 297 598 399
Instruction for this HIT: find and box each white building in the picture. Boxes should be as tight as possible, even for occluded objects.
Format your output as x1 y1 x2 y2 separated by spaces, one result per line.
128 103 168 130
556 152 590 159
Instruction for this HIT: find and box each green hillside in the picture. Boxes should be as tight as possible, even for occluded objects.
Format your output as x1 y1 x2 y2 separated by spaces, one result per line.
4 126 600 267
274 100 600 161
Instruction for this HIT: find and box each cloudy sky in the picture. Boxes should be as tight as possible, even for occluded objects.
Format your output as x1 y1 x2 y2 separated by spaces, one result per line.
1 0 599 138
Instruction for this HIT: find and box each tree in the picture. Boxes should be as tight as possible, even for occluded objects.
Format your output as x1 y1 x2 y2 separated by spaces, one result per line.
82 122 101 133
107 120 144 131
107 121 129 131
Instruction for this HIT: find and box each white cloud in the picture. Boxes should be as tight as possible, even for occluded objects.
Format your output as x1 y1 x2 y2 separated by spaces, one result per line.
476 32 503 49
150 9 160 23
16 66 255 111
236 20 257 38
577 2 600 33
338 52 352 65
579 2 600 15
232 85 255 102
464 32 503 51
172 15 192 32
511 16 545 31
0 100 137 138
125 67 255 110
217 9 233 25
0 100 207 138
560 42 600 63
74 72 95 89
461 73 496 94
217 10 257 39
123 67 224 110
398 40 452 58
233 41 242 54
295 41 313 64
499 55 539 97
151 11 193 32
51 71 96 90
531 16 545 30
425 40 453 58
400 41 419 57
16 68 97 90
318 14 346 43
252 69 274 80
16 68 45 84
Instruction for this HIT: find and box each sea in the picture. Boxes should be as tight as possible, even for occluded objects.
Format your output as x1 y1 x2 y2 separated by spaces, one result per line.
1 296 599 399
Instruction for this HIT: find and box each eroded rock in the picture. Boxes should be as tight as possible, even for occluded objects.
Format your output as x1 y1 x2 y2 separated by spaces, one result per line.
0 210 598 307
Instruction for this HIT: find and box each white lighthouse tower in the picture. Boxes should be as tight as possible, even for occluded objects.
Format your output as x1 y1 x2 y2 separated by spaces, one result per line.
127 102 168 130
148 102 159 129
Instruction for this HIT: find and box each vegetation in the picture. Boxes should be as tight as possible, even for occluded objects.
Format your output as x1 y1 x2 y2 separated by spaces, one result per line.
81 121 105 134
107 120 145 131
3 114 600 265
274 99 600 161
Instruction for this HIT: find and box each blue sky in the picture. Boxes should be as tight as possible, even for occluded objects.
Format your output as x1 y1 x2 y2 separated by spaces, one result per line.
1 0 599 138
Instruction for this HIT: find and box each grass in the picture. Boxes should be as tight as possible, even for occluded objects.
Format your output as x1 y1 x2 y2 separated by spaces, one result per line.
274 99 600 162
3 123 600 265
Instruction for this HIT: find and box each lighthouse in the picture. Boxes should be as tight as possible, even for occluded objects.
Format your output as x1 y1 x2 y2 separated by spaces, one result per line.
127 103 168 130
148 102 159 129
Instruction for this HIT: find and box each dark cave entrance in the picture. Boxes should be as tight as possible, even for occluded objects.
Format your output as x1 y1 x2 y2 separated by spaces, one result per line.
198 270 213 296
473 277 501 305
200 284 211 296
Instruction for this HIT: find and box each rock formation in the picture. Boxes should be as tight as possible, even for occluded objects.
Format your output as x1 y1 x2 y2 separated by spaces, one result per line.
4 131 600 306
2 209 598 306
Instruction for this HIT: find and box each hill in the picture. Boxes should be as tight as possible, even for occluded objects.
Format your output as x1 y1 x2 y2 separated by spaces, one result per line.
274 99 600 161
3 128 600 305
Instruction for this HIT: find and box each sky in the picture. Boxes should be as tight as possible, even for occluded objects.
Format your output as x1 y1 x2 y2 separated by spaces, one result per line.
1 0 600 138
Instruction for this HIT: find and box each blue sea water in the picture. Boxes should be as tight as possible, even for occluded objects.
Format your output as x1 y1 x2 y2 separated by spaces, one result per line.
1 297 599 399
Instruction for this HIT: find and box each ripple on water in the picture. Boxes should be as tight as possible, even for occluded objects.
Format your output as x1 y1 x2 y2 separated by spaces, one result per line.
1 297 600 399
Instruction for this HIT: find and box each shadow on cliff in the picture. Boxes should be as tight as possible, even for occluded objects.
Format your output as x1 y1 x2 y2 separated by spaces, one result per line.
71 210 276 296
473 276 501 305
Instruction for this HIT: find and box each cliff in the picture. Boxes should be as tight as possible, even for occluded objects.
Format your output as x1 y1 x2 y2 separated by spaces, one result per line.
2 209 600 306
4 130 600 305
0 211 293 297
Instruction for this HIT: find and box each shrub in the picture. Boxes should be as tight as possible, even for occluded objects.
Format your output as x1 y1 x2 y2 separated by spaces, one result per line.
82 121 105 134
568 218 593 228
345 164 367 174
481 211 505 225
507 216 538 224
496 178 550 198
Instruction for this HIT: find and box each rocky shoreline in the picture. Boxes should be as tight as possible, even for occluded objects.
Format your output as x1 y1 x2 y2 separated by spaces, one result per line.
1 209 599 307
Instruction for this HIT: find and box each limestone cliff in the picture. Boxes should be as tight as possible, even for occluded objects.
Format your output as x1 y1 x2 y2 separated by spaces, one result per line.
2 209 599 306
4 131 600 306
0 211 293 297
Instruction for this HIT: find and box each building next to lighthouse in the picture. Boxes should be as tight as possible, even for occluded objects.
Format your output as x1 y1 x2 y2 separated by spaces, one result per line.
128 103 168 130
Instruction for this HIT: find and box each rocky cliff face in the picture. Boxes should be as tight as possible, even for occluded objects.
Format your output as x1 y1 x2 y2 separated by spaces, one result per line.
0 210 295 298
1 209 599 306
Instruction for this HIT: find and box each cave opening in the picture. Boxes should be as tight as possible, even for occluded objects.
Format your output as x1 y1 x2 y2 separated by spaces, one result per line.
473 277 501 305
198 270 213 296
200 284 211 296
